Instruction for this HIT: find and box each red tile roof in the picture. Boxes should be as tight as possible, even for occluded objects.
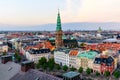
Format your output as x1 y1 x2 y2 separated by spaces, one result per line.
69 50 79 56
25 41 55 51
86 43 120 52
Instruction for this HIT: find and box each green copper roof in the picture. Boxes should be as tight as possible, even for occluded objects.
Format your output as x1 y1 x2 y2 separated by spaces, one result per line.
48 35 76 41
49 37 55 40
62 35 67 39
56 10 62 31
77 51 98 59
49 35 66 40
63 71 80 78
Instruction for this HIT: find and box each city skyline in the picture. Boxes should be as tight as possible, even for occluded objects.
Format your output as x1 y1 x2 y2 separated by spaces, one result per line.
0 0 120 26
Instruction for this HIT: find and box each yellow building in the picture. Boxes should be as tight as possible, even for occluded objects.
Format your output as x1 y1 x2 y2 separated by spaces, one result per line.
77 51 99 70
0 42 8 54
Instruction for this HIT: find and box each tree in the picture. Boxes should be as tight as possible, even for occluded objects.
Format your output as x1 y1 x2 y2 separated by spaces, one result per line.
3 51 6 55
14 51 21 62
48 58 55 71
63 65 68 71
48 63 54 71
43 63 47 70
70 66 76 71
96 71 100 76
17 56 21 62
39 57 47 65
104 71 110 77
78 67 83 73
80 43 86 47
14 52 19 58
38 57 47 70
36 63 40 69
113 71 120 78
56 64 61 70
86 68 92 75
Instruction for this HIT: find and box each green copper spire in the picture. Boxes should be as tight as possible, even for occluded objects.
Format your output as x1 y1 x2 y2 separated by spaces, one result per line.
98 27 102 33
56 9 62 31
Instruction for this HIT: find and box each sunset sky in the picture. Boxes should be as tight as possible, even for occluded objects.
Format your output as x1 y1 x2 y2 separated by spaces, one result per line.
0 0 120 25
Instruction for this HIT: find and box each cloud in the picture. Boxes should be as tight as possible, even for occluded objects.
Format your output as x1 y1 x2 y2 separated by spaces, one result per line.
61 0 81 22
78 0 120 22
61 0 120 22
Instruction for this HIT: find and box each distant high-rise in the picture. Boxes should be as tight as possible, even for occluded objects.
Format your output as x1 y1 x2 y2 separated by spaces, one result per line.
55 9 63 48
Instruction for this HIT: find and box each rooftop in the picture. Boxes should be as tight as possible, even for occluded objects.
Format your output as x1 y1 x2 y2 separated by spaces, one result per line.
63 71 80 78
77 50 98 59
1 55 12 58
10 69 62 80
28 48 50 54
21 61 34 65
94 56 114 66
69 50 79 56
86 43 120 52
55 48 70 54
0 61 21 80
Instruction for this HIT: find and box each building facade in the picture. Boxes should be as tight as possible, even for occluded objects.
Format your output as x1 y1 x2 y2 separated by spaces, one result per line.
0 42 8 54
77 50 99 70
69 49 79 69
93 55 114 74
26 48 50 63
54 48 70 67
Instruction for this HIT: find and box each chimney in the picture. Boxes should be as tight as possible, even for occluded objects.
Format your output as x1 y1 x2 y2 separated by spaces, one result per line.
1 55 12 64
21 61 34 72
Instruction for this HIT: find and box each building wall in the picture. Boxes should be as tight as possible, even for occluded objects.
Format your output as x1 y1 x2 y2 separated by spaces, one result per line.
69 56 77 68
55 31 63 48
14 41 18 50
21 47 26 56
26 51 50 63
2 45 8 52
88 59 93 69
0 45 8 53
114 57 118 69
54 51 69 67
76 57 94 70
101 62 114 74
93 64 101 73
76 57 88 70
118 51 120 62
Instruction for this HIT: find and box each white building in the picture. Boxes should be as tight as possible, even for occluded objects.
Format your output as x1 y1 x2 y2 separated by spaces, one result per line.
69 49 79 68
25 48 51 63
54 49 70 67
119 50 120 63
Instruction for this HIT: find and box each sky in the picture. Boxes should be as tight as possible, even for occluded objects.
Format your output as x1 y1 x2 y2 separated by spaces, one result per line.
0 0 120 25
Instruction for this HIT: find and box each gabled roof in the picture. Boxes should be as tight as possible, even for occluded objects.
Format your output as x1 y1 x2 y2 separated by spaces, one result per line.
24 41 55 51
94 56 114 66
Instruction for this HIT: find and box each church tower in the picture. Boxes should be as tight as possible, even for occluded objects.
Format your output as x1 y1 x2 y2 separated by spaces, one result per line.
55 9 63 48
98 27 102 33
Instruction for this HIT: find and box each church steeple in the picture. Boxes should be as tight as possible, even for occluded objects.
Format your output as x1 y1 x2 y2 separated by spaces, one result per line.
98 27 102 33
56 9 62 31
55 9 63 48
